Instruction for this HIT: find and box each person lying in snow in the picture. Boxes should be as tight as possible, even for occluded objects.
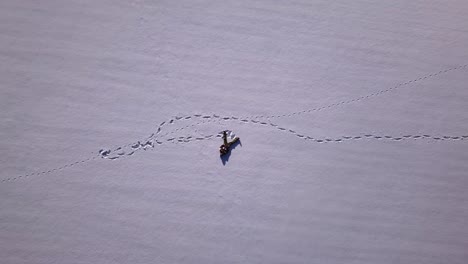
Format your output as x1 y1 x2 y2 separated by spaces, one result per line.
219 130 239 156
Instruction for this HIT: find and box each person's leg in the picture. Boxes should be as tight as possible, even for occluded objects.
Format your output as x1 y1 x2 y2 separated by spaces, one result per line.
227 137 239 148
223 131 228 146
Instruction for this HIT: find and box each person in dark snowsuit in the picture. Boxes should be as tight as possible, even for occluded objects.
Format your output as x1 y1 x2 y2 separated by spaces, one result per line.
219 131 239 156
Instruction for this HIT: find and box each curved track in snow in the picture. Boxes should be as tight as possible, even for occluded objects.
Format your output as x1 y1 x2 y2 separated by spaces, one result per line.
2 65 468 183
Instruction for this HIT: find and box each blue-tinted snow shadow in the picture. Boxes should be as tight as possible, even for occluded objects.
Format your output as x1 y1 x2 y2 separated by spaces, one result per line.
220 139 242 165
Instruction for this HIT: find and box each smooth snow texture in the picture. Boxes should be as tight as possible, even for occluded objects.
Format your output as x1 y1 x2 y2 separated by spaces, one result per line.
1 1 468 263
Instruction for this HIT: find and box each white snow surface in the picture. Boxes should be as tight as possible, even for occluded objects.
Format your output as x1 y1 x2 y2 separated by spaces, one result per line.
1 1 468 263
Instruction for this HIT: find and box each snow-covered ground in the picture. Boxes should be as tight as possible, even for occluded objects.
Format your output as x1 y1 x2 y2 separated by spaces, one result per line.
1 1 468 263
